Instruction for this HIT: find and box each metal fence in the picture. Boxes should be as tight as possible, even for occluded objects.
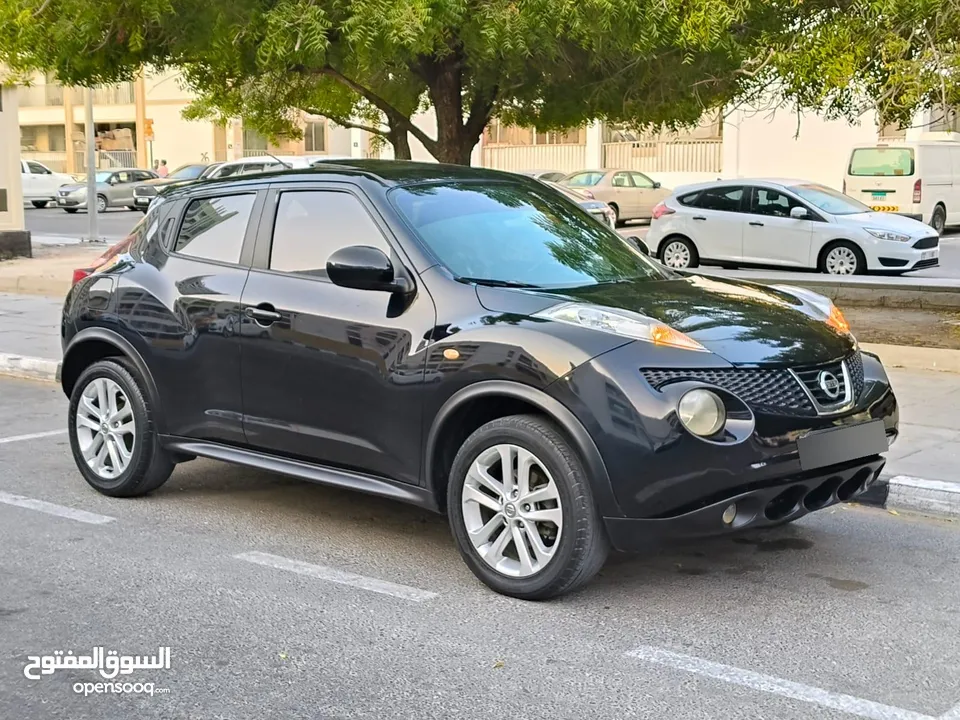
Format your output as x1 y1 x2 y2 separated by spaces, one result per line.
602 140 722 173
73 150 139 172
241 149 269 157
18 84 65 107
480 144 588 173
21 151 70 173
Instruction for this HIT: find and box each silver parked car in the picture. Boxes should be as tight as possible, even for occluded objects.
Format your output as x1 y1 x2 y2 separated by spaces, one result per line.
56 168 158 213
561 168 671 225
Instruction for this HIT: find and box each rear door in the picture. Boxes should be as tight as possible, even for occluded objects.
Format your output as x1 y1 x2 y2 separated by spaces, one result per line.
237 182 436 485
609 171 638 218
742 186 816 267
676 185 747 262
845 146 916 214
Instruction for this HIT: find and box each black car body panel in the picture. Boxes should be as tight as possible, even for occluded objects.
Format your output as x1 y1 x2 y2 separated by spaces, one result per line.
60 160 898 549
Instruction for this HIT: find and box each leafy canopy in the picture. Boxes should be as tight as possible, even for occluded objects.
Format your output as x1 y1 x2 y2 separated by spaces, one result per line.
2 0 957 164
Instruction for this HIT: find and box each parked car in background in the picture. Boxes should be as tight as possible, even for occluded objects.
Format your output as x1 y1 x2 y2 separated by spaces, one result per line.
517 170 568 182
56 168 158 213
59 160 896 600
204 155 349 180
132 163 221 212
21 159 76 208
647 178 940 275
844 137 960 235
532 179 617 229
561 169 670 225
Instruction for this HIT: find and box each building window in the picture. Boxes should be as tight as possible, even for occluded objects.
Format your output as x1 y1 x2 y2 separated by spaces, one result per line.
242 128 268 151
484 118 582 146
304 121 325 152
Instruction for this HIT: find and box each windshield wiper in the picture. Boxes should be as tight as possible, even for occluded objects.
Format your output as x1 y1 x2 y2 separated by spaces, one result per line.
457 277 541 289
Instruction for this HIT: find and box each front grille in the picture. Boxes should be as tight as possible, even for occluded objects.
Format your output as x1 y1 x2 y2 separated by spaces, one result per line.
912 236 939 249
793 360 847 406
912 258 939 269
642 351 864 416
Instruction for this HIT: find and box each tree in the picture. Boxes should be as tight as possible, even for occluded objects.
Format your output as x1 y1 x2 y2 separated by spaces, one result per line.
2 0 958 165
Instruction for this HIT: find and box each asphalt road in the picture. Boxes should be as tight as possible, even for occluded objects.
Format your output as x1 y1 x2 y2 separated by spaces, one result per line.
1 375 959 719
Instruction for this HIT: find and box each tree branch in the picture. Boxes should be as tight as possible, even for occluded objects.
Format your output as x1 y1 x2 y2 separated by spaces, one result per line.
305 110 388 138
464 84 499 140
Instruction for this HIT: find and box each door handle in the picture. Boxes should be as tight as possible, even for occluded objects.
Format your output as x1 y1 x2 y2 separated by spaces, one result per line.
749 221 764 227
692 216 707 221
244 304 282 324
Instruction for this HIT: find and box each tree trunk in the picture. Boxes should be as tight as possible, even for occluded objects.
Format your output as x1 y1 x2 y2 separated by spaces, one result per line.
385 114 412 160
420 54 479 165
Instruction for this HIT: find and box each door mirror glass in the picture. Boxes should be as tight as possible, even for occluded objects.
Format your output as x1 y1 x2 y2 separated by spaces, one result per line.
790 206 810 220
327 245 409 293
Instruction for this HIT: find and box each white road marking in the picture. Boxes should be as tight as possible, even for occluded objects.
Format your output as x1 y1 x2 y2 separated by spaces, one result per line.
0 429 67 444
235 551 438 602
0 491 116 525
626 645 954 720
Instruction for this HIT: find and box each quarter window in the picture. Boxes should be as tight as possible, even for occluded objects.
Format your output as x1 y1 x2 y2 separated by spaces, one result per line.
680 186 744 212
269 191 388 277
174 194 255 264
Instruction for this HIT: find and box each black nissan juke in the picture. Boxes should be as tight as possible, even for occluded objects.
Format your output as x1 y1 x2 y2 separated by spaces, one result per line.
59 160 898 599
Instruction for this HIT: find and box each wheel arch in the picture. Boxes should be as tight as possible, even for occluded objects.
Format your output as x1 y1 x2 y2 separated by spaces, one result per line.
817 238 866 272
425 380 619 517
61 328 165 430
656 233 697 259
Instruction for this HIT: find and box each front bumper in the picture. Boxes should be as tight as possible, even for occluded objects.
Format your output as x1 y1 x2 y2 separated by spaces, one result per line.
603 456 884 551
56 195 87 209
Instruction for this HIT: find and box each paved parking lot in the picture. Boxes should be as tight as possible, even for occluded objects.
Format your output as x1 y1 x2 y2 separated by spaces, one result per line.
1 375 959 719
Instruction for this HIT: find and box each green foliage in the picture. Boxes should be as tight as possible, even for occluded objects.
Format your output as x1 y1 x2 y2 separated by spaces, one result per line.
2 0 957 164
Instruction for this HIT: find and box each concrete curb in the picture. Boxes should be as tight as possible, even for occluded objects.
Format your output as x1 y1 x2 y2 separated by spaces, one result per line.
858 475 960 521
0 353 60 383
860 343 960 374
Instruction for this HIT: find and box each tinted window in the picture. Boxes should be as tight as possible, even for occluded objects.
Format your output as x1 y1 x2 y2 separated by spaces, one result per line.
215 164 243 178
749 187 806 218
849 148 914 176
630 172 655 189
269 191 388 277
564 172 604 187
27 161 51 174
391 182 671 288
681 186 743 212
174 194 255 264
541 172 565 182
134 171 155 182
168 165 206 180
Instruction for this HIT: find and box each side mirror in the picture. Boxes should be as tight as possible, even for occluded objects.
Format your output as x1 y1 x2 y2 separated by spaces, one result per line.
790 206 810 220
327 245 412 293
652 181 661 189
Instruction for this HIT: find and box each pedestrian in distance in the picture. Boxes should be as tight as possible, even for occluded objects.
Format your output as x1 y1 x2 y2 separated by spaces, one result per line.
152 159 159 172
157 160 169 177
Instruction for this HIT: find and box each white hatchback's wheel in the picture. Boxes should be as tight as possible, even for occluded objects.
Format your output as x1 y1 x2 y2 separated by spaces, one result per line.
75 377 136 479
448 415 609 600
461 443 563 578
661 237 698 269
822 242 863 275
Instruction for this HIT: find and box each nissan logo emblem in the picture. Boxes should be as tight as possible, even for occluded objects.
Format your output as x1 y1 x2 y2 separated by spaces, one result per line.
818 371 841 399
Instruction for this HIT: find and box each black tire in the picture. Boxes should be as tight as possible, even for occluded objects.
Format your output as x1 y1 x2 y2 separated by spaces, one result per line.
447 415 609 600
819 240 865 275
931 204 946 236
31 200 49 209
64 208 78 214
127 205 138 211
609 203 621 227
96 194 108 213
659 235 699 269
68 359 174 498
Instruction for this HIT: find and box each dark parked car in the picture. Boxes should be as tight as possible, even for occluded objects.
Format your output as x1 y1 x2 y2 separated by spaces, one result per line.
131 163 222 211
59 161 898 600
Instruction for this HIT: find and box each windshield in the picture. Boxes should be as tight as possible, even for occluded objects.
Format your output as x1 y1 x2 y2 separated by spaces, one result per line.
563 172 604 187
168 165 206 180
391 182 670 288
94 172 113 182
790 184 872 216
849 147 915 176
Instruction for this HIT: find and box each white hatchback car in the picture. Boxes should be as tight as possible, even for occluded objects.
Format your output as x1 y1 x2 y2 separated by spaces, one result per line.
647 179 940 275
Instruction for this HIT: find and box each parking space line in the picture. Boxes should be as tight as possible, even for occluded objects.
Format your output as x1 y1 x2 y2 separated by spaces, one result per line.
626 645 939 720
0 491 116 525
0 429 67 445
234 551 439 602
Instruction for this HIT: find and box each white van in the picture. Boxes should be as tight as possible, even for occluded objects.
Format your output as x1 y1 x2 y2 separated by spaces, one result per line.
844 135 960 235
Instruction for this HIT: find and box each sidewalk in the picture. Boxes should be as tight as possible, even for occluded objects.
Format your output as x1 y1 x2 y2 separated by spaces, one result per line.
0 290 957 519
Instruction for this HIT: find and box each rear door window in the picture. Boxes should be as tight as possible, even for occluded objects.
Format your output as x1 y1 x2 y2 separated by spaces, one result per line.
849 148 915 176
680 186 744 212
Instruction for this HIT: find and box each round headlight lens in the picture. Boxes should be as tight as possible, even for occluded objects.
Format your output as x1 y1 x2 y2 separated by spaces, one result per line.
678 389 726 437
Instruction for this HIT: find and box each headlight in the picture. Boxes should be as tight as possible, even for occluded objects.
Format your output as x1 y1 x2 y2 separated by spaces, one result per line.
536 303 708 351
769 285 851 336
678 389 726 437
865 228 911 242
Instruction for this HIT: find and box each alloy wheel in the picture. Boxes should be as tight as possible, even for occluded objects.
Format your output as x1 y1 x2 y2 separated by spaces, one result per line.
96 195 107 213
75 377 136 479
825 246 858 275
460 443 563 578
662 240 691 269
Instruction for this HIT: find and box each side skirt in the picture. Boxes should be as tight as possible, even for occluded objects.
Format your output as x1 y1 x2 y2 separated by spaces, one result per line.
160 437 440 512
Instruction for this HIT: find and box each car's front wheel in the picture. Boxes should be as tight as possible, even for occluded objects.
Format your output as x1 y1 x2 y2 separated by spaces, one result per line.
95 194 108 213
660 236 699 269
820 241 865 275
447 415 609 600
68 359 174 497
931 204 946 236
31 200 49 209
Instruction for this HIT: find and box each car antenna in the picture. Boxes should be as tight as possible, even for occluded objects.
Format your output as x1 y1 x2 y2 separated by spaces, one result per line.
263 152 292 169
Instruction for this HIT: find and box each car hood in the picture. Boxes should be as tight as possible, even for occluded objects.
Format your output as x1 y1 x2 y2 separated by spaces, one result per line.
476 274 856 366
58 183 103 192
839 211 934 236
137 177 180 187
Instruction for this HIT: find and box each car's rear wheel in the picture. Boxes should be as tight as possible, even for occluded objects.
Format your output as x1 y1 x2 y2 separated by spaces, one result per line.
661 236 699 269
68 360 174 497
126 205 137 211
31 200 49 209
820 241 865 275
447 415 609 600
931 204 946 236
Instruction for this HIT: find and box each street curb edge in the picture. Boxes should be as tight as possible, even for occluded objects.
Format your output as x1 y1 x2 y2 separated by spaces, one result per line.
0 353 60 383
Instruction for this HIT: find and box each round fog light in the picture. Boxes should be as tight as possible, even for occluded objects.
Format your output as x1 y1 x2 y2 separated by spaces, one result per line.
722 503 737 525
677 389 726 437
